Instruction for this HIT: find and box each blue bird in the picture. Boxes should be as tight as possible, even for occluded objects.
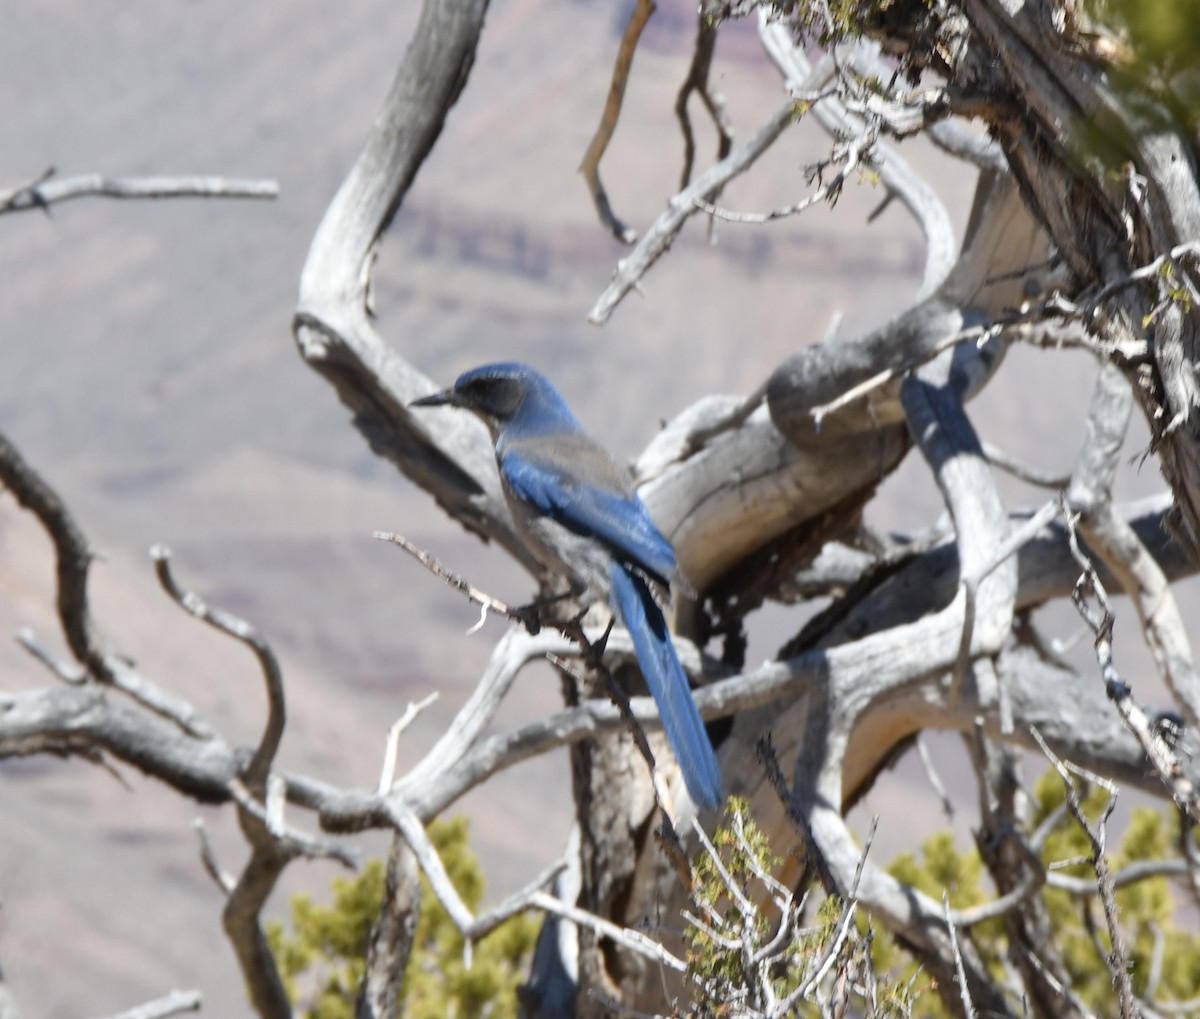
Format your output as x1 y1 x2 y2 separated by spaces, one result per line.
412 363 723 810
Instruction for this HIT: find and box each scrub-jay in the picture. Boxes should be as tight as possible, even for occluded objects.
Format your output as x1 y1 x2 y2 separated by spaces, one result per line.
412 363 723 810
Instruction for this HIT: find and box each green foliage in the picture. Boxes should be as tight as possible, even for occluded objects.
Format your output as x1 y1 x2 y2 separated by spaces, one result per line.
268 791 1200 1018
686 797 781 990
1076 0 1200 153
874 771 1200 1017
772 0 911 46
685 798 925 1017
1031 771 1200 1011
884 833 1003 1018
267 816 538 1019
267 859 387 1019
1087 0 1200 81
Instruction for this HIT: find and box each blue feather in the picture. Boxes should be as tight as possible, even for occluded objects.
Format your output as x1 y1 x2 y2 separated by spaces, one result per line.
502 447 680 587
413 362 722 809
608 562 722 810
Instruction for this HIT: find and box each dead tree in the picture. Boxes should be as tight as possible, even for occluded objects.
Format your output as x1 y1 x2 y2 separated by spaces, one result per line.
3 1 1200 1017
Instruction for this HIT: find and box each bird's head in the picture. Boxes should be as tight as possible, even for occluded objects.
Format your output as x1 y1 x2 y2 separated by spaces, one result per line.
411 362 580 440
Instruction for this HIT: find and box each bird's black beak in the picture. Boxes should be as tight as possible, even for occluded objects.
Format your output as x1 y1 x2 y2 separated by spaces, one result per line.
410 389 458 409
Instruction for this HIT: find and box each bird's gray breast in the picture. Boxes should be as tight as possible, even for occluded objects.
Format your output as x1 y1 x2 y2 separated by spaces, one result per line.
503 488 615 599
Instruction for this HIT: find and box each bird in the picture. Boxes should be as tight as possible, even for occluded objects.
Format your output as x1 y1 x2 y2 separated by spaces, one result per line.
412 362 723 810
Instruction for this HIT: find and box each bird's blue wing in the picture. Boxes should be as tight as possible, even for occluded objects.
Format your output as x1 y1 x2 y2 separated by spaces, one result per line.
609 562 722 810
502 445 681 586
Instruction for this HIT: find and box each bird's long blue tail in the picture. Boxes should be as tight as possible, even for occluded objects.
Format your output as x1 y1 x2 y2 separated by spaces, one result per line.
608 564 723 810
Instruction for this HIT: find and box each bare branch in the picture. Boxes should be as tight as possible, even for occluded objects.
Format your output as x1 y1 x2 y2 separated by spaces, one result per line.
380 797 665 975
579 0 655 244
927 120 1007 171
13 627 86 684
943 893 979 1019
193 817 237 895
1031 728 1137 1019
1064 510 1200 821
758 16 956 296
0 427 115 681
692 118 876 225
675 15 733 190
0 168 277 215
983 440 1072 489
0 429 213 737
379 693 439 793
90 989 202 1019
917 735 955 820
150 546 285 785
1066 363 1200 725
294 0 534 574
588 94 802 325
1047 857 1192 896
356 836 420 1019
374 530 535 631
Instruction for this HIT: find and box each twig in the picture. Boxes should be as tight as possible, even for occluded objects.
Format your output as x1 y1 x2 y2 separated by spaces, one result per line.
0 428 213 737
151 546 285 786
14 627 86 683
228 778 356 868
692 122 876 224
528 890 687 972
579 0 655 244
756 734 837 892
982 441 1072 489
382 796 671 972
1066 361 1200 725
379 693 439 793
1047 857 1190 895
89 989 202 1019
786 827 874 1005
0 428 112 680
916 734 955 819
675 15 733 191
1063 506 1200 820
1021 943 1104 1019
691 818 756 918
0 168 277 215
808 323 993 428
943 893 978 1019
588 90 813 324
193 818 237 895
374 531 534 630
1030 727 1138 1019
1086 241 1200 313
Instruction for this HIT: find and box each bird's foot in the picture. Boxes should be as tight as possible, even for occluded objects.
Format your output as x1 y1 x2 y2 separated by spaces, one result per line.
511 590 574 636
591 615 616 658
573 615 615 670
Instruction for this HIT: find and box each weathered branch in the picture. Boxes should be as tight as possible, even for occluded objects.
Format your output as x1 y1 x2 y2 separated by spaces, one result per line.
356 836 421 1019
0 168 277 214
1066 364 1200 725
294 0 532 572
91 990 202 1019
150 546 286 786
1032 728 1137 1019
1064 514 1200 821
587 94 802 326
0 429 213 737
758 17 957 296
579 0 655 243
675 14 732 190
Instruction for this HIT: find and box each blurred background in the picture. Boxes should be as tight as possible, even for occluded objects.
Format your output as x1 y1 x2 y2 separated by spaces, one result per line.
0 2 1179 1015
